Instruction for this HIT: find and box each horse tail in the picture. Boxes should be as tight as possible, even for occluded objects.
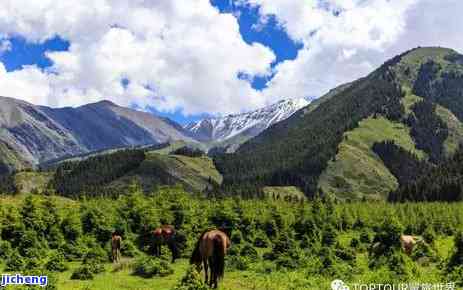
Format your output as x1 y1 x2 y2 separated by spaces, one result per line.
190 231 207 265
212 235 226 280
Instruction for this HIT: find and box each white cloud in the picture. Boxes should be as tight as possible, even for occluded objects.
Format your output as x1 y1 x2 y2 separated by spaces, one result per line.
242 0 463 100
0 0 275 115
0 0 462 116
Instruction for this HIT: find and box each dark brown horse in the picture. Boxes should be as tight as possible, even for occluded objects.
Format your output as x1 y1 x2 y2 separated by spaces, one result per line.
111 232 122 263
190 229 231 289
153 225 179 263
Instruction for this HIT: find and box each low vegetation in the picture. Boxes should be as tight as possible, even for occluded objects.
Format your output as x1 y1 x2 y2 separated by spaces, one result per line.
0 187 462 289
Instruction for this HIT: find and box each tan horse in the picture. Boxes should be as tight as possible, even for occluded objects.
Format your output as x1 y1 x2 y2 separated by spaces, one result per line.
190 229 231 289
153 225 178 263
111 232 122 263
400 235 422 255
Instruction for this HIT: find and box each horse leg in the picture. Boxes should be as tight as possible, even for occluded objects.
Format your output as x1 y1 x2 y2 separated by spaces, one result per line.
168 241 176 263
203 259 208 285
208 257 214 288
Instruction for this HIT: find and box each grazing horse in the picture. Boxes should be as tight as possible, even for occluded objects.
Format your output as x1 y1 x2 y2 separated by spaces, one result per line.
190 229 231 289
153 225 178 263
111 232 122 263
400 235 422 255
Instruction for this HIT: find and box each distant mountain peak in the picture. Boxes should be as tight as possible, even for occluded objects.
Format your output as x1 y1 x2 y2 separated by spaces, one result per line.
185 97 310 144
89 100 118 107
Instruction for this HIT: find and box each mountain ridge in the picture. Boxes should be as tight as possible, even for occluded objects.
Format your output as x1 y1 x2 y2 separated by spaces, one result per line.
0 97 195 173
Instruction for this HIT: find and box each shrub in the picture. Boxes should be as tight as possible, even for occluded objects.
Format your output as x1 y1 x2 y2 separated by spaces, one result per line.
83 246 109 264
0 240 13 259
133 256 174 278
227 255 251 271
411 241 438 262
447 231 463 270
322 226 337 247
350 237 360 249
46 252 68 272
253 231 269 248
359 230 371 244
5 250 26 271
171 267 208 290
121 238 141 258
447 266 463 287
231 230 243 244
71 265 95 280
71 259 105 280
240 244 258 260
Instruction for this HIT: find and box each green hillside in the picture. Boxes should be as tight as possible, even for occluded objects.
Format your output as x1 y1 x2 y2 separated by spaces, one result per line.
318 117 425 200
215 47 463 200
108 152 222 193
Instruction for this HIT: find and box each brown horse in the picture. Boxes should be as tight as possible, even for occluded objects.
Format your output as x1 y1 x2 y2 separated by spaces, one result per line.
111 232 122 263
153 225 179 263
190 229 231 289
400 235 422 255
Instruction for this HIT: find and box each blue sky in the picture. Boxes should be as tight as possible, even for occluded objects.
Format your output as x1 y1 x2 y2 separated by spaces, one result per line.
0 1 300 125
1 0 462 125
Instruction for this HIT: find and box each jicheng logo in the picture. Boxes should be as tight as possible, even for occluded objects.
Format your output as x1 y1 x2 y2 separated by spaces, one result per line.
1 274 48 288
332 279 350 290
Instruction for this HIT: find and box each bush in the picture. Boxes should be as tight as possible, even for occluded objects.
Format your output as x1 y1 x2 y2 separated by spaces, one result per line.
411 241 438 263
350 237 360 249
71 264 95 280
46 252 69 272
5 250 26 271
121 238 141 258
133 256 174 278
359 230 371 244
227 255 251 271
0 240 13 259
447 266 463 287
448 231 463 270
71 259 105 280
171 267 208 290
231 230 243 244
240 244 258 260
83 246 109 264
253 231 270 248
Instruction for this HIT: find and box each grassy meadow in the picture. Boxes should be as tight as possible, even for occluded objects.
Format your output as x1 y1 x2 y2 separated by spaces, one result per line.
0 189 463 289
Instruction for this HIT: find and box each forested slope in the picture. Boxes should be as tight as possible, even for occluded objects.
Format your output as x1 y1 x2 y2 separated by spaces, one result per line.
215 47 463 200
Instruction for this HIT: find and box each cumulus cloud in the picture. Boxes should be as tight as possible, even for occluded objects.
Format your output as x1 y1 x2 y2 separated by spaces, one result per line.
242 0 463 99
0 0 462 116
0 0 274 115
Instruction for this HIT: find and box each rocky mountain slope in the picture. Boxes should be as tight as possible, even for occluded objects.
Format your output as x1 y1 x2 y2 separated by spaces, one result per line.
184 98 309 150
215 47 463 200
0 97 195 174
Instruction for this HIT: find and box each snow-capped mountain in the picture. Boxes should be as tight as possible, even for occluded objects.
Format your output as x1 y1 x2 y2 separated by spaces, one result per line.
185 98 310 145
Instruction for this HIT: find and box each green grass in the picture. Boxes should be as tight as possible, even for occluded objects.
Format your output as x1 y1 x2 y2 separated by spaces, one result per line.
435 105 463 156
108 152 222 193
53 235 458 290
319 116 425 200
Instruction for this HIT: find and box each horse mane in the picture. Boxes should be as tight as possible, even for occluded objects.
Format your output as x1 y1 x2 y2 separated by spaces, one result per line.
190 229 209 265
212 233 226 280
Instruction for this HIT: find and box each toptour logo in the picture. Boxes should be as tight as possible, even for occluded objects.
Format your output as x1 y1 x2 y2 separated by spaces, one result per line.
332 280 350 290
